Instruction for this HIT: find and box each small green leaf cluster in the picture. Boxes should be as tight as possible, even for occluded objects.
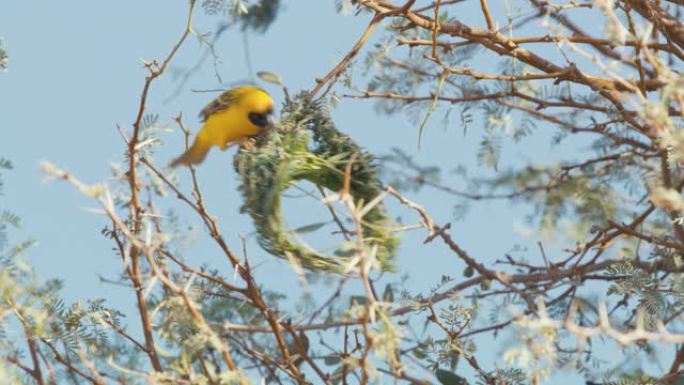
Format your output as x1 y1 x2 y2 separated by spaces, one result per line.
202 0 280 32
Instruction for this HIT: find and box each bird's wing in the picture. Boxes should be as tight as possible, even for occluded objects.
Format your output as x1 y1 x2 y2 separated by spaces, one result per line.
199 89 239 122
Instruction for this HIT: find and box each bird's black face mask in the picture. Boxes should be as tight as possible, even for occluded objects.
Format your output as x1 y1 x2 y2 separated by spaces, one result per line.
248 111 273 128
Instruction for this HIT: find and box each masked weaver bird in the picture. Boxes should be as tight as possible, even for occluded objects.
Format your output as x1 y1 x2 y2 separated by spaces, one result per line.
170 86 274 167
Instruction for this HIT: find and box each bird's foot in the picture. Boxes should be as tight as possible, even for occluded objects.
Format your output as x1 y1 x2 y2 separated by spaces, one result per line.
238 137 257 151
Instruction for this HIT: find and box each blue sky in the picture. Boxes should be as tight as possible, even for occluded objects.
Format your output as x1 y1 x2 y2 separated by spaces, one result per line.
0 1 663 383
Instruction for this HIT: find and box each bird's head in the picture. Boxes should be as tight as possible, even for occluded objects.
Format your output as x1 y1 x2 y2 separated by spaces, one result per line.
248 108 275 128
242 88 275 129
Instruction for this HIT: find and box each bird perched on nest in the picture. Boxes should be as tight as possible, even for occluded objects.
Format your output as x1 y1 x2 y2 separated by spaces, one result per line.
170 86 274 167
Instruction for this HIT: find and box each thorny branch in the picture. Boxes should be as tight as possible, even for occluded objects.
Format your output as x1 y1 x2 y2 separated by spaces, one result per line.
13 1 684 384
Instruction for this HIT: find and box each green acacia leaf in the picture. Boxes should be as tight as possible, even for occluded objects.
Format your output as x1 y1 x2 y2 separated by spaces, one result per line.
0 158 13 170
291 221 328 235
435 369 466 385
257 71 284 86
382 284 394 302
676 374 684 385
324 355 341 366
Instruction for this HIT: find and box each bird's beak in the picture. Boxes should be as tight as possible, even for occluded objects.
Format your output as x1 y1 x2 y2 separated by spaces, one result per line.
267 115 276 128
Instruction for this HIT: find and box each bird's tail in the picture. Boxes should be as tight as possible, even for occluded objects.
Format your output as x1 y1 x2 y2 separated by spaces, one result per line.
169 136 211 168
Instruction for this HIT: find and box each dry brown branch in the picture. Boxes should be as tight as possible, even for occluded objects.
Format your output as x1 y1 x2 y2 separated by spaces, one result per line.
7 299 45 385
310 14 383 99
117 0 198 373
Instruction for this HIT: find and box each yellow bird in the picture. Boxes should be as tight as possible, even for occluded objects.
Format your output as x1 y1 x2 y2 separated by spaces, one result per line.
170 86 274 167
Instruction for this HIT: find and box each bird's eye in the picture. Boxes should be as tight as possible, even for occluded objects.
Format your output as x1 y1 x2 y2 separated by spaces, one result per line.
249 112 269 127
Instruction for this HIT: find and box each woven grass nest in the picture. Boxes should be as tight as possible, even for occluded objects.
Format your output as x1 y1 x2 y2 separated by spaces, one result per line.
233 93 398 272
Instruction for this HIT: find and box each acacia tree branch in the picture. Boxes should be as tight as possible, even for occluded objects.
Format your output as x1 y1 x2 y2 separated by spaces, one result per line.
120 0 198 373
7 299 45 385
479 0 495 30
310 13 383 99
152 115 308 382
625 0 684 51
362 0 659 136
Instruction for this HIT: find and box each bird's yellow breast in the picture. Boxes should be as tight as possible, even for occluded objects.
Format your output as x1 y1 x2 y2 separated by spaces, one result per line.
203 107 258 145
